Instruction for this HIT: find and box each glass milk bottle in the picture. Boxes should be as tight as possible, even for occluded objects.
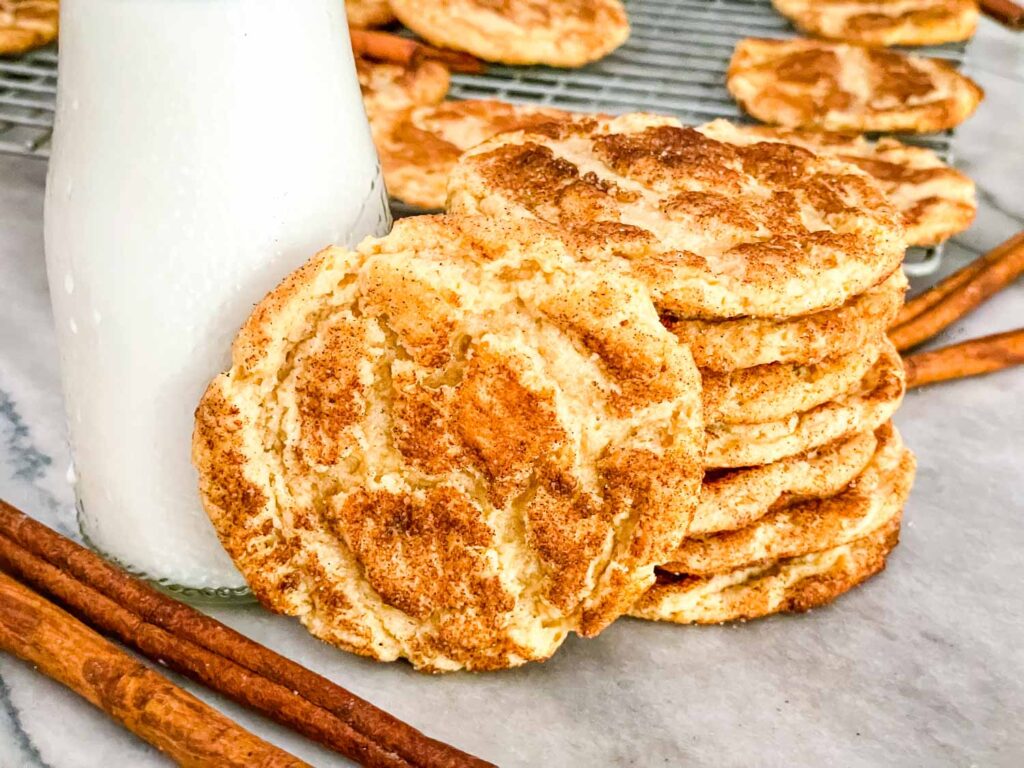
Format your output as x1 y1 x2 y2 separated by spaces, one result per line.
44 0 390 596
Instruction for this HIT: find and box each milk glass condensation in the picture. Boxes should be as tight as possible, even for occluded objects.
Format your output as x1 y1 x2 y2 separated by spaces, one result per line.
44 0 390 595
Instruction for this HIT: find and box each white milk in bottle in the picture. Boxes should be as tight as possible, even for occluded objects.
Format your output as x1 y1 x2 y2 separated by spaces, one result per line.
44 0 390 594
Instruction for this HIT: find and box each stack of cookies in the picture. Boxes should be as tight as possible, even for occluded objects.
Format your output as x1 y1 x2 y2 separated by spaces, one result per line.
194 113 920 671
447 114 916 628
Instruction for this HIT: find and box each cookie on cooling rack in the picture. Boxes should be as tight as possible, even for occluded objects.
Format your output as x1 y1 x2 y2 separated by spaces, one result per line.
356 55 450 128
193 215 704 672
0 0 58 55
727 37 983 133
772 0 978 47
376 99 574 209
389 0 630 67
345 0 396 29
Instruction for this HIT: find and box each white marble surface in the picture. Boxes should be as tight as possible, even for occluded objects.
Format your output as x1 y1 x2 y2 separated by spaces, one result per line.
2 18 1024 768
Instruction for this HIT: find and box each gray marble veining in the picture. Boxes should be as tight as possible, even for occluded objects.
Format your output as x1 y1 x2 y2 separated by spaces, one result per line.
1 19 1022 768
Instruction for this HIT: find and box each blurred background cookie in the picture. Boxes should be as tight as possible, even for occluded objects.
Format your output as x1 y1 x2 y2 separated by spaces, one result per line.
727 37 984 132
376 99 573 209
389 0 630 67
772 0 978 46
0 0 58 55
356 55 450 127
345 0 396 29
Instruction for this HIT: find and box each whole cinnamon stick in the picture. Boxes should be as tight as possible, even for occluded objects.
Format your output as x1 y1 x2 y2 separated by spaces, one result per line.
0 570 309 768
893 231 1024 328
904 328 1024 389
980 0 1024 28
0 501 491 768
350 29 485 73
889 231 1024 351
0 527 432 768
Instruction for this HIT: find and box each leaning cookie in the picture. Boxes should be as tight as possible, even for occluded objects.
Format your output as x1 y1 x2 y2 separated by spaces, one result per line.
193 215 704 672
389 0 629 67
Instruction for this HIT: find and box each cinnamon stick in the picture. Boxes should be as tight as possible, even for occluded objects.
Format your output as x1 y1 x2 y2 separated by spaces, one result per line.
980 0 1024 28
0 570 309 768
893 231 1024 328
889 231 1024 351
904 328 1024 389
0 501 491 768
350 29 486 73
0 530 412 768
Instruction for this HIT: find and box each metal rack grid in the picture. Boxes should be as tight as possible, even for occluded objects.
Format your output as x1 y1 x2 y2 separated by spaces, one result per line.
0 0 971 274
0 45 56 158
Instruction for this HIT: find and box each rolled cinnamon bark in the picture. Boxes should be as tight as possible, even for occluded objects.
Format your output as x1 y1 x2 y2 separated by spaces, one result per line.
893 231 1024 329
889 231 1024 351
0 529 417 768
904 328 1024 388
0 500 490 768
350 29 485 73
980 0 1024 28
0 569 308 768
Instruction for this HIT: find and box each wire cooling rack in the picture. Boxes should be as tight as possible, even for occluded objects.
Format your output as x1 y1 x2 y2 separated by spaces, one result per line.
0 0 971 274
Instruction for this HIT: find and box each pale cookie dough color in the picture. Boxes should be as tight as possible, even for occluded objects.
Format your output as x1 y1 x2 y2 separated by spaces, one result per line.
703 120 976 247
727 37 983 133
389 0 629 67
449 114 905 320
193 215 704 672
772 0 978 47
0 0 58 55
377 99 573 209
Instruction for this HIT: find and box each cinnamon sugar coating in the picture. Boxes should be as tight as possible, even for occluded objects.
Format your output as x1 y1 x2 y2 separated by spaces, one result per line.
449 114 905 320
705 339 905 468
630 516 901 624
666 423 913 575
